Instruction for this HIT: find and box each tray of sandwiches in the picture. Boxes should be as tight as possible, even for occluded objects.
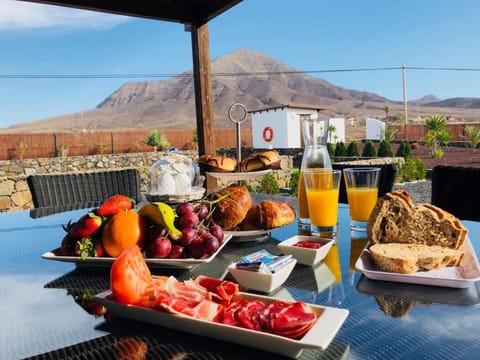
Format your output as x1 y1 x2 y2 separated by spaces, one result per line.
355 189 480 288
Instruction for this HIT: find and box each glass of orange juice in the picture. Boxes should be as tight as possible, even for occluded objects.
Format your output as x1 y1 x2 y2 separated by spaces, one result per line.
303 169 341 239
343 167 380 231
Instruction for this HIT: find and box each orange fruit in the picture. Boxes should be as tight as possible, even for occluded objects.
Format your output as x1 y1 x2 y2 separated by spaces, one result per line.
101 209 145 257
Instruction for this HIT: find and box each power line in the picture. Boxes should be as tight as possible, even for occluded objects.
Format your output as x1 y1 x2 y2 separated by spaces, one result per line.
0 66 480 79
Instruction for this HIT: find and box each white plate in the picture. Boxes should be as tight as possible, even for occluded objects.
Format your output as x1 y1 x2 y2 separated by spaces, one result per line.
355 237 480 288
93 290 349 359
224 229 271 242
145 186 205 204
42 235 232 269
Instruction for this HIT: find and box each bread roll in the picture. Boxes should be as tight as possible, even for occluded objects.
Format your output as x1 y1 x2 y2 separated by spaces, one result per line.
209 185 252 230
239 200 296 230
198 155 237 172
369 243 464 274
240 150 281 172
367 189 467 250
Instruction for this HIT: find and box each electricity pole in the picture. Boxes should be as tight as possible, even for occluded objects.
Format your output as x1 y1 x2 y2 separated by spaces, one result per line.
402 63 408 139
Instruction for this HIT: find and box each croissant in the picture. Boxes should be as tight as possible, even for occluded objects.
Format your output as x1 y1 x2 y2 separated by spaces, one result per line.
240 200 296 230
209 185 252 230
240 150 281 172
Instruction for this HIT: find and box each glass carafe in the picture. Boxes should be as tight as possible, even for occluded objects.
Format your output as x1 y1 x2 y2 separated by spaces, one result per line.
298 117 332 230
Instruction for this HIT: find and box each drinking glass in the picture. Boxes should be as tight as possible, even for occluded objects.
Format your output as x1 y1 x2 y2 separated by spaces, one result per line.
303 169 341 239
343 167 380 231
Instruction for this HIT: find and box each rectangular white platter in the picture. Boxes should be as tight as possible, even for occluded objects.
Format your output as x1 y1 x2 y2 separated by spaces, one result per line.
94 290 349 359
42 235 232 269
355 237 480 288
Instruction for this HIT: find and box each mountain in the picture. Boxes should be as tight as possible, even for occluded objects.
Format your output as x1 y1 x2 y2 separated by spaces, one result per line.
6 49 480 132
409 94 441 105
424 97 480 108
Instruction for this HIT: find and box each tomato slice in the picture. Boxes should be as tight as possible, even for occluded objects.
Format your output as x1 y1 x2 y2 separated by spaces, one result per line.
110 245 151 305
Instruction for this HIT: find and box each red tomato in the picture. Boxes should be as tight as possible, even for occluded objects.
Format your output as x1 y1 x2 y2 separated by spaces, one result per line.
110 245 151 305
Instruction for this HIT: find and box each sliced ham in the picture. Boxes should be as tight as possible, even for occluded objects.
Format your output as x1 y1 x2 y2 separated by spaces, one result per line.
194 275 239 301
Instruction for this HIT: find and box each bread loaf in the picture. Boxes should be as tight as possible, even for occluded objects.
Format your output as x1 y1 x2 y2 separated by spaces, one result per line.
240 150 281 172
369 243 464 274
367 189 467 250
209 185 252 230
198 155 237 173
239 200 296 230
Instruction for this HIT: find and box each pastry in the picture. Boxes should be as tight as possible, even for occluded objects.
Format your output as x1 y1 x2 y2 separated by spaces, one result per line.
209 185 252 230
240 150 281 172
239 200 296 230
198 155 237 173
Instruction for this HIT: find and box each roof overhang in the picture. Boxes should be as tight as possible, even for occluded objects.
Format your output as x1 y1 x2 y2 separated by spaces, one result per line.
249 103 329 114
18 0 242 25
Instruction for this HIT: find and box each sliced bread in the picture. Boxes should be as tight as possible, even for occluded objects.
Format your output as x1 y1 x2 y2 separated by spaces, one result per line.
369 243 464 274
367 189 467 250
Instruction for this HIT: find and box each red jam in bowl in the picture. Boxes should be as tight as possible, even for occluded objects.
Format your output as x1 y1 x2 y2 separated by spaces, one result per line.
293 240 324 249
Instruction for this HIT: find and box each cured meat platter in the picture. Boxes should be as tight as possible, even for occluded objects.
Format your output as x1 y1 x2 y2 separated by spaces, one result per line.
94 290 349 358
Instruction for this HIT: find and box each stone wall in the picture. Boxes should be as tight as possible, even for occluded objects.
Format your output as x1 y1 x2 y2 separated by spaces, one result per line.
0 151 295 212
0 151 404 212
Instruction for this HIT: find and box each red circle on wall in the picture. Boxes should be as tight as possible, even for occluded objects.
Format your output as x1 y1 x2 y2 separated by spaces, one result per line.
262 126 274 142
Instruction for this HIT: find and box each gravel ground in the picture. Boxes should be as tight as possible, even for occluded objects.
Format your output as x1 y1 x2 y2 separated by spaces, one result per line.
393 180 432 204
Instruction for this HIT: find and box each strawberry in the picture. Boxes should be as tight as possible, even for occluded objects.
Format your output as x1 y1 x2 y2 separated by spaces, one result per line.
69 212 104 239
75 237 105 259
97 194 135 217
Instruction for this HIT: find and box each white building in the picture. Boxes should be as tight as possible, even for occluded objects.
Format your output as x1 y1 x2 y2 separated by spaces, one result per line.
249 103 344 148
366 118 386 140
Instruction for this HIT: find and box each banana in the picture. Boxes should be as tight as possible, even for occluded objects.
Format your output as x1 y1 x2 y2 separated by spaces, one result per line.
138 202 182 240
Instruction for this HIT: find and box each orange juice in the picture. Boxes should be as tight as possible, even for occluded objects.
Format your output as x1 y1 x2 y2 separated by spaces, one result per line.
349 237 369 270
323 244 342 283
306 188 339 226
346 187 378 221
297 170 309 220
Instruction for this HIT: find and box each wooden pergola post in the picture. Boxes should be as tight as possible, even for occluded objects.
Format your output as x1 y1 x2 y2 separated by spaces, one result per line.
190 22 216 156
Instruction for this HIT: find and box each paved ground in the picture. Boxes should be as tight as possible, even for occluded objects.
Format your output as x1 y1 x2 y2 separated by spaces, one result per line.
393 180 431 204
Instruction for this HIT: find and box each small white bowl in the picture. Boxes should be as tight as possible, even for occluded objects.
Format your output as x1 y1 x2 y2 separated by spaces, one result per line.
228 258 297 293
278 235 334 266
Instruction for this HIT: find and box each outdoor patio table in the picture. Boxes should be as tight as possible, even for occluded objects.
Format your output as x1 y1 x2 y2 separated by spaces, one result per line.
1 203 479 360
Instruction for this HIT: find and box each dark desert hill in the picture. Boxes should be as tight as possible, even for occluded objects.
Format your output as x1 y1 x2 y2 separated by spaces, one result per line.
5 49 480 132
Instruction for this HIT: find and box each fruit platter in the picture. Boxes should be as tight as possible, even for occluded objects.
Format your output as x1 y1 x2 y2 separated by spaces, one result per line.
42 194 231 269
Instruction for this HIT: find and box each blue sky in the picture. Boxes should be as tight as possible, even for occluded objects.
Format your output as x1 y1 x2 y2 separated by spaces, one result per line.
0 0 479 128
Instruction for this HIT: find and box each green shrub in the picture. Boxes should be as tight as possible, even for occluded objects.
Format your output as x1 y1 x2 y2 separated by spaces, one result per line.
334 141 347 156
361 140 377 157
397 157 427 182
346 141 360 157
255 173 280 194
145 129 169 151
377 140 393 157
465 125 480 151
396 140 412 158
288 168 300 196
239 180 255 193
327 143 335 157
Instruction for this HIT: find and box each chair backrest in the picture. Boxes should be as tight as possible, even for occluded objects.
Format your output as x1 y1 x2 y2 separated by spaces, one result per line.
27 169 141 208
332 163 398 204
431 165 480 221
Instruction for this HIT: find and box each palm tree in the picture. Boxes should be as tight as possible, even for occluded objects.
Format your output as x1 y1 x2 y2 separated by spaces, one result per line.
328 124 337 143
425 114 449 157
383 105 392 119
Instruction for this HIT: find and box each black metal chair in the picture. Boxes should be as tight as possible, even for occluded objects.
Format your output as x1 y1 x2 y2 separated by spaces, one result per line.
332 163 398 204
431 165 480 221
27 168 141 209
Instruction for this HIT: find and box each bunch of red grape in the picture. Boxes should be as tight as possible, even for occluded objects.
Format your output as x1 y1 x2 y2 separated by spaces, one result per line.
144 202 225 260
